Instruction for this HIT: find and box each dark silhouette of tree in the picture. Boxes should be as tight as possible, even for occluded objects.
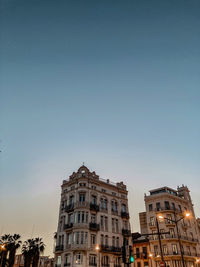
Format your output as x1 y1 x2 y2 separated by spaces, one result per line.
32 238 45 267
22 238 45 267
0 234 21 267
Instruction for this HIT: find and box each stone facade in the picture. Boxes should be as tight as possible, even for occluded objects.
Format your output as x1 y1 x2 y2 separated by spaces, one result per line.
54 165 132 267
139 185 200 267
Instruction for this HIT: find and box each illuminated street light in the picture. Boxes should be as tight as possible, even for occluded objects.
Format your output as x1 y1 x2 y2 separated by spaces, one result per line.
156 211 192 267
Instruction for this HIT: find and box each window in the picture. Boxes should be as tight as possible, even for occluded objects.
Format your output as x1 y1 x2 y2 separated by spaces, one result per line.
121 204 126 212
156 202 161 211
91 195 97 204
136 248 140 258
91 185 96 190
81 232 84 244
163 245 168 255
69 195 74 205
186 246 191 256
102 189 106 193
79 193 86 202
150 217 155 226
149 204 153 211
169 228 175 237
75 253 82 265
65 254 71 265
101 234 104 245
154 245 159 256
166 214 172 224
143 247 147 259
105 217 108 232
101 216 104 230
79 183 86 187
178 205 182 212
112 236 115 247
78 212 81 223
91 214 96 223
76 232 80 244
115 219 119 233
89 255 97 266
116 237 119 247
112 218 115 232
105 235 108 246
91 234 96 245
172 244 178 255
171 202 175 211
102 256 109 266
164 201 170 210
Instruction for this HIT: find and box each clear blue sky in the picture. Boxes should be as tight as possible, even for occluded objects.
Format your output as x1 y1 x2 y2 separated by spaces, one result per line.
0 0 200 256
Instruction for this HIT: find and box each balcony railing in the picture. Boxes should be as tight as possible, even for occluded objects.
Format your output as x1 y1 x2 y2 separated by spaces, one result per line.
122 229 131 236
64 223 73 230
89 223 100 231
55 244 64 252
65 204 74 212
101 245 121 253
111 209 118 215
90 203 100 212
153 251 200 257
121 211 129 219
154 207 182 213
149 234 198 243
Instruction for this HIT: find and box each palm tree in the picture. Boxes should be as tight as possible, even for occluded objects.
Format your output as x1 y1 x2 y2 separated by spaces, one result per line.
7 234 22 267
22 238 45 267
0 234 21 267
22 239 35 267
32 238 45 267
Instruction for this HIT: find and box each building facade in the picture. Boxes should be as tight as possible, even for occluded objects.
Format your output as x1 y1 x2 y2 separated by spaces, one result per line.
132 233 151 267
54 165 132 267
139 185 200 267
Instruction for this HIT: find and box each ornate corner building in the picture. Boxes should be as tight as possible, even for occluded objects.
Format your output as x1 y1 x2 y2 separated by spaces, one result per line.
139 185 200 267
54 165 132 267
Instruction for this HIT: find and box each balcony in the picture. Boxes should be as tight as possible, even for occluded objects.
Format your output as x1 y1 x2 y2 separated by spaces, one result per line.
65 204 74 212
111 209 118 216
149 222 156 227
122 229 131 236
90 203 100 212
55 244 64 252
75 201 89 209
64 223 73 230
121 211 129 219
89 223 100 231
101 245 121 254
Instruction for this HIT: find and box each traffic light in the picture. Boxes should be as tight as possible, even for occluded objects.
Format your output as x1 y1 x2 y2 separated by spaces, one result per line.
122 244 126 263
130 255 134 263
129 246 134 263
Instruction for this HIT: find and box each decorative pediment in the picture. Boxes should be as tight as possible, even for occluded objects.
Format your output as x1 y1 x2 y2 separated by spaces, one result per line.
69 165 99 180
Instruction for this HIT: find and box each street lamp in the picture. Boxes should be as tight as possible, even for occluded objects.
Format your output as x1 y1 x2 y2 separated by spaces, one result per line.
157 211 191 267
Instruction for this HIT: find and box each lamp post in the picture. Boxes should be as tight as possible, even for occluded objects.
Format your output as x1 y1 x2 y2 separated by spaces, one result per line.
155 217 165 265
157 211 191 267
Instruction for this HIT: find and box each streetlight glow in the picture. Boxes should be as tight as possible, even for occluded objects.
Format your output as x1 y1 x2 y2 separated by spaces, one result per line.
95 244 100 251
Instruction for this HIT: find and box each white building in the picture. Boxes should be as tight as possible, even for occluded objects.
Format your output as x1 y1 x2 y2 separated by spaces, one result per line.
54 165 132 267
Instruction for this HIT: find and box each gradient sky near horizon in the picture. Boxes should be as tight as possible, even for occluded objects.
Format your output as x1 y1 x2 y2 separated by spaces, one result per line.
0 0 200 256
